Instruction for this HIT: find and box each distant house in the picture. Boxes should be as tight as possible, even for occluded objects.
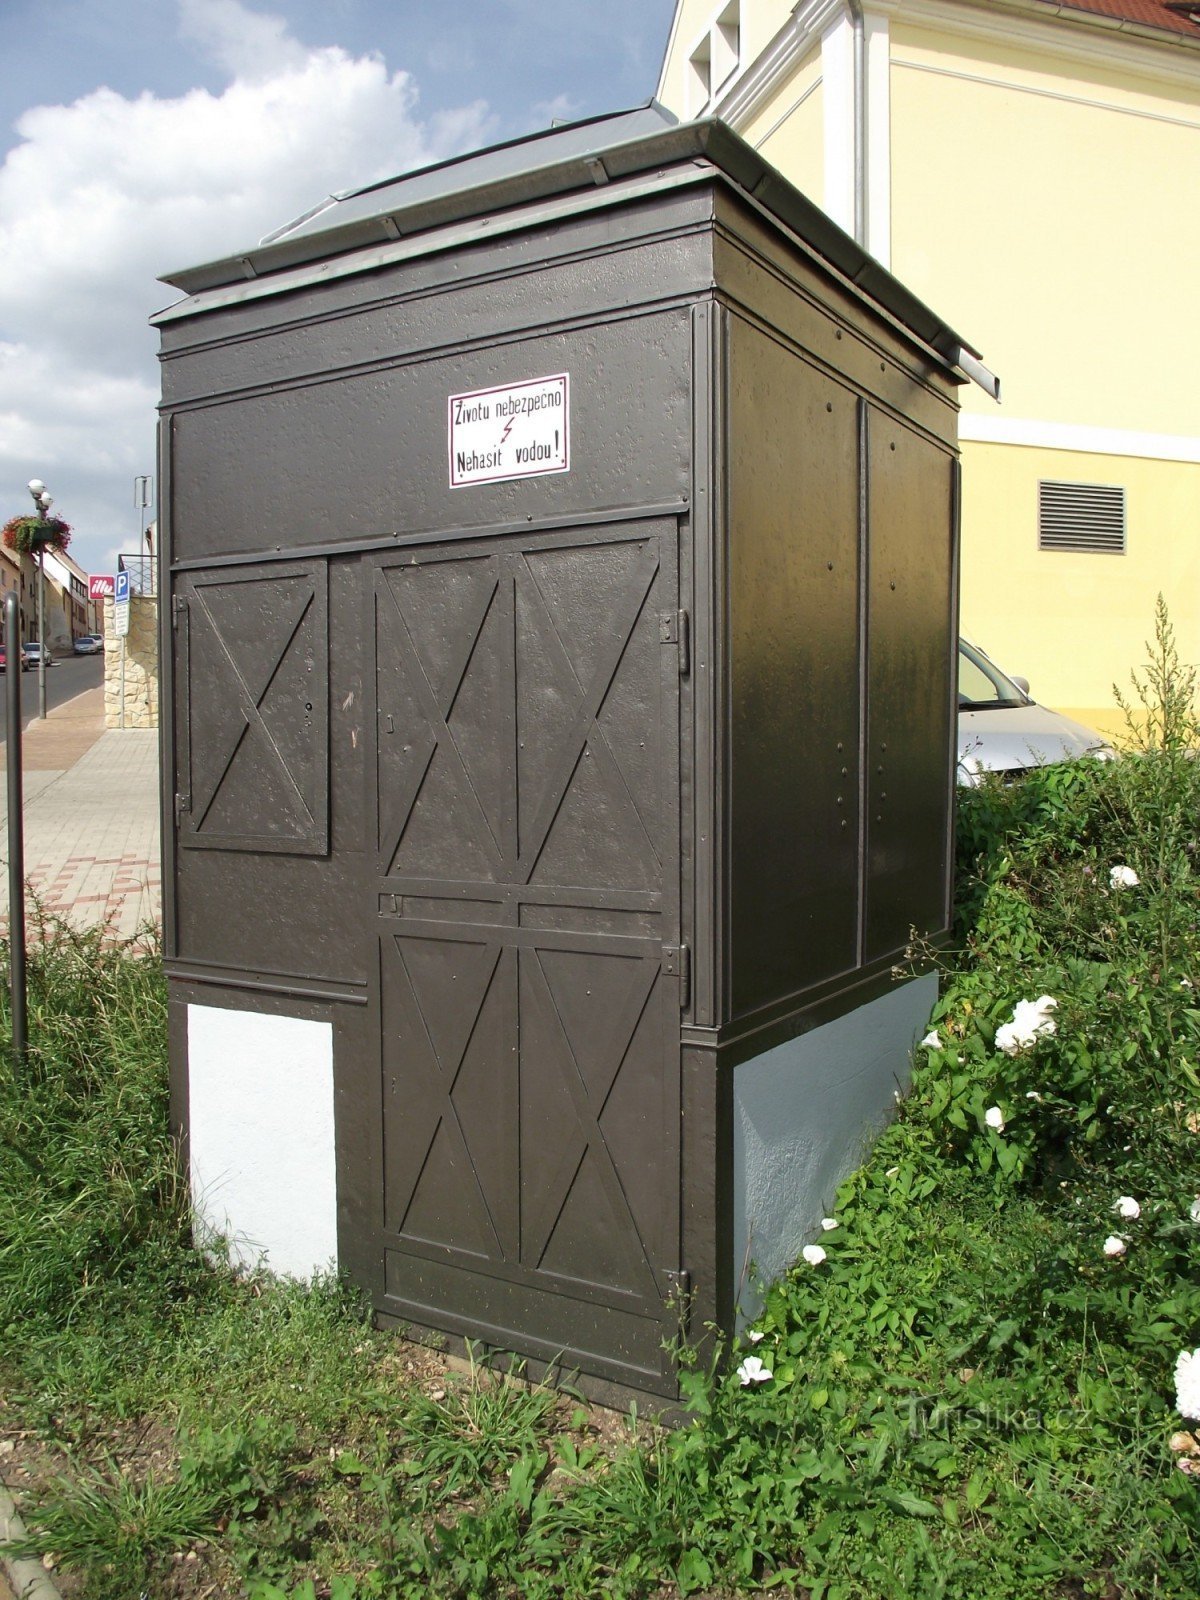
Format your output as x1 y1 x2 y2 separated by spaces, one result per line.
0 543 35 644
43 546 92 646
657 0 1200 731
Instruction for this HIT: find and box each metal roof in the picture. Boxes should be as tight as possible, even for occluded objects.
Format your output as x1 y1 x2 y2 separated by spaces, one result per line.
156 101 997 397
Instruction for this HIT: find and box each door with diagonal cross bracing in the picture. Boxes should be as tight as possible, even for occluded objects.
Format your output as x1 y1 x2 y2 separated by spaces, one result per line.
175 563 328 854
370 520 682 1393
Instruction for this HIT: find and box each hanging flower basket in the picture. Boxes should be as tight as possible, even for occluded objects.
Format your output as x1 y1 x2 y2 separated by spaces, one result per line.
2 514 72 557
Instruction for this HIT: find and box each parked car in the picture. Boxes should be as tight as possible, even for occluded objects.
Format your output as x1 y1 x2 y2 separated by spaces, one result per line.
958 638 1111 783
73 634 104 655
0 644 30 672
22 642 53 668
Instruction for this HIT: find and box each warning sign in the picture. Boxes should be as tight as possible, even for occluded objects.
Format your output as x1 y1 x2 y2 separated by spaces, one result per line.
448 373 569 488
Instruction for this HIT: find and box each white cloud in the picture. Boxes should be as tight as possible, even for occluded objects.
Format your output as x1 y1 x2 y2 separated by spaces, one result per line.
178 0 308 81
0 0 491 574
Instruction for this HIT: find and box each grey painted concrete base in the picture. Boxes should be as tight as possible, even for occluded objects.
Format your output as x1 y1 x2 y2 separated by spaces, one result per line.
732 972 938 1320
0 1480 64 1600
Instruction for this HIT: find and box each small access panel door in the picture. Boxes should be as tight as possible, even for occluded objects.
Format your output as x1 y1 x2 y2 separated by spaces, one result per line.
369 519 684 1395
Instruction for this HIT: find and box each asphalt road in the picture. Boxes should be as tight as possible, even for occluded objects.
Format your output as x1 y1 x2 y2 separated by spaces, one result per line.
0 652 104 735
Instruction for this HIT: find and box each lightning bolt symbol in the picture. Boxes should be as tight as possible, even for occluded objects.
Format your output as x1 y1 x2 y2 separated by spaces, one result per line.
500 417 515 446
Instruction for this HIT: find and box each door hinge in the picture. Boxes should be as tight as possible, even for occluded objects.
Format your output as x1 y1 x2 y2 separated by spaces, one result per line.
174 791 190 822
659 609 690 676
172 595 188 628
662 943 690 1009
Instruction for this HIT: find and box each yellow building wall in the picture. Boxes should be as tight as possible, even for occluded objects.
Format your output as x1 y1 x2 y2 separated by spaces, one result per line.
960 443 1200 737
745 51 825 206
889 21 1200 437
889 20 1200 725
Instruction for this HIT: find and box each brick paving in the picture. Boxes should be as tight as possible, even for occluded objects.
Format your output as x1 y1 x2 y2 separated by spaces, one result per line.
0 686 161 942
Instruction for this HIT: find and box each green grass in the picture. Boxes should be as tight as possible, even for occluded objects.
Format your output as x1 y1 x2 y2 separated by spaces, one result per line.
1 603 1199 1598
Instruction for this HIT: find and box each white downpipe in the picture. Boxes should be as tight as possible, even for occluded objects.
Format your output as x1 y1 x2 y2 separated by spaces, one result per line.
846 0 866 247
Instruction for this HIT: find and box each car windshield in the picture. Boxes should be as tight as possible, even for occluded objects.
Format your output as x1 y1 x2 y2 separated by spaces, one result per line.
958 639 1028 710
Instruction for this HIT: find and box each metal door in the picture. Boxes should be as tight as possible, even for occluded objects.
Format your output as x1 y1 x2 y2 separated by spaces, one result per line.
369 519 683 1392
173 562 329 854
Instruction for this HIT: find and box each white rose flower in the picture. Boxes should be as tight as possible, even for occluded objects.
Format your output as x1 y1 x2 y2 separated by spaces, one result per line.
736 1355 772 1385
920 1029 941 1050
994 1022 1020 1056
1189 1197 1200 1226
984 1105 1006 1133
801 1245 827 1266
745 1328 765 1344
1103 1235 1127 1258
1112 1196 1141 1220
821 1217 839 1232
995 996 1057 1055
1175 1349 1200 1421
1109 864 1140 890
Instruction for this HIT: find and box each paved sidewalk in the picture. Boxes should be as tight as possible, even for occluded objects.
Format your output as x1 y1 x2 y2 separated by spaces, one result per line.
0 687 161 941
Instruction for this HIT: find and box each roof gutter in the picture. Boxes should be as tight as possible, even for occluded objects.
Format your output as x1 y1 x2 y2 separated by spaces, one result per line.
979 0 1200 53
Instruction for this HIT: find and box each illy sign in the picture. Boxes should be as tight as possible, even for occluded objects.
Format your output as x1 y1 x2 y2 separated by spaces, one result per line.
89 574 115 600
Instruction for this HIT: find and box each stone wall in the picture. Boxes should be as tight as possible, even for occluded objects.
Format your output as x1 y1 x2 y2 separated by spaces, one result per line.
103 595 159 729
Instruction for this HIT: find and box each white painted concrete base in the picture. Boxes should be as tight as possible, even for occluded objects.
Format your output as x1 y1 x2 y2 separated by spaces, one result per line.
186 1004 337 1280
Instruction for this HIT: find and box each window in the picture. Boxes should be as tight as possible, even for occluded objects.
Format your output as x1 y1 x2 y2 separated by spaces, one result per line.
1038 480 1126 554
713 3 740 92
688 33 712 114
688 2 740 116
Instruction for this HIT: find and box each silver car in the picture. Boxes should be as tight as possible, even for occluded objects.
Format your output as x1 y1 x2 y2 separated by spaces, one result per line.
958 638 1111 783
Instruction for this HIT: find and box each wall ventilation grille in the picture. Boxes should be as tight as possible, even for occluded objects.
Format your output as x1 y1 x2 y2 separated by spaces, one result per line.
1038 480 1126 554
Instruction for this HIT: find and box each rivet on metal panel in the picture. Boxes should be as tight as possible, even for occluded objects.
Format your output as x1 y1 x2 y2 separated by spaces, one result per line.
890 581 896 590
836 741 844 752
827 561 834 571
826 402 833 413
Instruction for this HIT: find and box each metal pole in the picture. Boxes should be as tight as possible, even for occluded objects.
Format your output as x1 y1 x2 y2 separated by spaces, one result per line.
119 571 126 731
6 591 27 1074
37 546 46 720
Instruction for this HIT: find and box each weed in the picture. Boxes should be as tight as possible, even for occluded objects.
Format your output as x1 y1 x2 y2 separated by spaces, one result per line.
3 1455 223 1600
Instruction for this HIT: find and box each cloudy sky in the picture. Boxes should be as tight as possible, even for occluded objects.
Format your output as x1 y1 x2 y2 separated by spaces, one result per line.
0 0 676 577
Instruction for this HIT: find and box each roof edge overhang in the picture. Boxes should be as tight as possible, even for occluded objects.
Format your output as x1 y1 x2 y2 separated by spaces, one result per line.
155 112 998 400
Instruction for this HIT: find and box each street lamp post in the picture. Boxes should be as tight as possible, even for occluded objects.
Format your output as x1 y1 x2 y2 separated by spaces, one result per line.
27 479 51 720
